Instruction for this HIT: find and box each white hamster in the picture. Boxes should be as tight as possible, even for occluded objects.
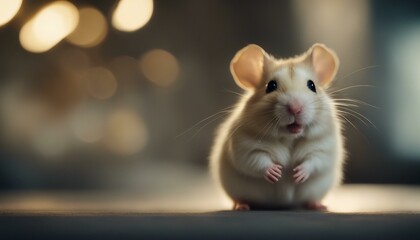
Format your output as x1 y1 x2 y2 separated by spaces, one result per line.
210 43 345 210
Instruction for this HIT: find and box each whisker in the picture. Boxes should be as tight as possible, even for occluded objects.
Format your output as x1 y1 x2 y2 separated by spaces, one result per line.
334 102 360 108
263 117 280 140
274 117 282 137
222 89 246 97
227 123 243 140
337 109 368 126
336 111 371 143
176 105 235 138
336 65 380 83
334 98 381 109
252 116 279 150
255 117 277 142
328 85 377 95
187 112 230 140
336 112 360 134
339 106 378 130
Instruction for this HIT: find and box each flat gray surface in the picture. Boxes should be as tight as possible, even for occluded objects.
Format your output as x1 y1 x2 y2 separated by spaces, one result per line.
1 211 419 239
1 185 420 239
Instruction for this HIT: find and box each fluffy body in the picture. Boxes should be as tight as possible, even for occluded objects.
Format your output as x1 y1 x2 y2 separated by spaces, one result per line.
210 46 345 209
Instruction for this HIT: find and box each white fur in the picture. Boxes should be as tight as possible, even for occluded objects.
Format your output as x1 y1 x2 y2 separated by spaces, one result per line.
210 45 345 209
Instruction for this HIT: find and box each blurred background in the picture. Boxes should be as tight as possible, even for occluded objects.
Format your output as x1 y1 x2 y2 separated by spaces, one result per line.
0 0 420 211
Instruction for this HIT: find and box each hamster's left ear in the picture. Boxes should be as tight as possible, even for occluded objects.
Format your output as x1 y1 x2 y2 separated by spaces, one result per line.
230 44 268 90
307 43 339 87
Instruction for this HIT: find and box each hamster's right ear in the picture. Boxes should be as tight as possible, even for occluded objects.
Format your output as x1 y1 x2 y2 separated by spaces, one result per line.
230 44 267 90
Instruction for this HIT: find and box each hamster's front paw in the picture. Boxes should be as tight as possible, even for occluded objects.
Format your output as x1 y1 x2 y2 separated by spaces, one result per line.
264 164 282 183
293 163 312 184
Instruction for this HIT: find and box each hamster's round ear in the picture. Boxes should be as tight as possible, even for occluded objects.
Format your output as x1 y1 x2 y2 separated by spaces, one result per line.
308 44 339 87
230 44 267 90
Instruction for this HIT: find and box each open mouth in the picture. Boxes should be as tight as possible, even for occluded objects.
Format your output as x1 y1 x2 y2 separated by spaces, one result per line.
287 122 303 134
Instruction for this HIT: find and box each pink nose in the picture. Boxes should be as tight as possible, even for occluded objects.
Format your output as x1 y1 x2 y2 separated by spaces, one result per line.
287 102 302 116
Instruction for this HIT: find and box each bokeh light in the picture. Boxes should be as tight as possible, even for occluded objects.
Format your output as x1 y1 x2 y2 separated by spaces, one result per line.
0 0 22 27
3 99 48 144
86 67 118 100
33 124 71 158
0 84 48 144
70 105 104 143
31 67 85 115
139 49 180 87
66 7 108 48
103 109 147 155
112 0 154 32
19 1 79 53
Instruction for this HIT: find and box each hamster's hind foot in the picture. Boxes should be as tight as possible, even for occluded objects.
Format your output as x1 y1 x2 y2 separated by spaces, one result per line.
305 202 327 211
233 202 250 211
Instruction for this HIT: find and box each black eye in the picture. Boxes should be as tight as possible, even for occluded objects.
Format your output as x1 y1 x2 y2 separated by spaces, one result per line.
266 80 277 93
307 80 316 93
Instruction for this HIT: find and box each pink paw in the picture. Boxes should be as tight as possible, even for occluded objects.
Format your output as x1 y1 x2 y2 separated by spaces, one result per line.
233 203 250 211
264 164 282 183
293 163 311 184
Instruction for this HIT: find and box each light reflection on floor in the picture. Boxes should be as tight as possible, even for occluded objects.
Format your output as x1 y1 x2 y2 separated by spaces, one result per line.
324 184 420 213
1 183 420 214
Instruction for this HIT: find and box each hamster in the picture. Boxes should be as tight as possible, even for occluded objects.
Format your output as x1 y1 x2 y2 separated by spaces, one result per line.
210 43 345 210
